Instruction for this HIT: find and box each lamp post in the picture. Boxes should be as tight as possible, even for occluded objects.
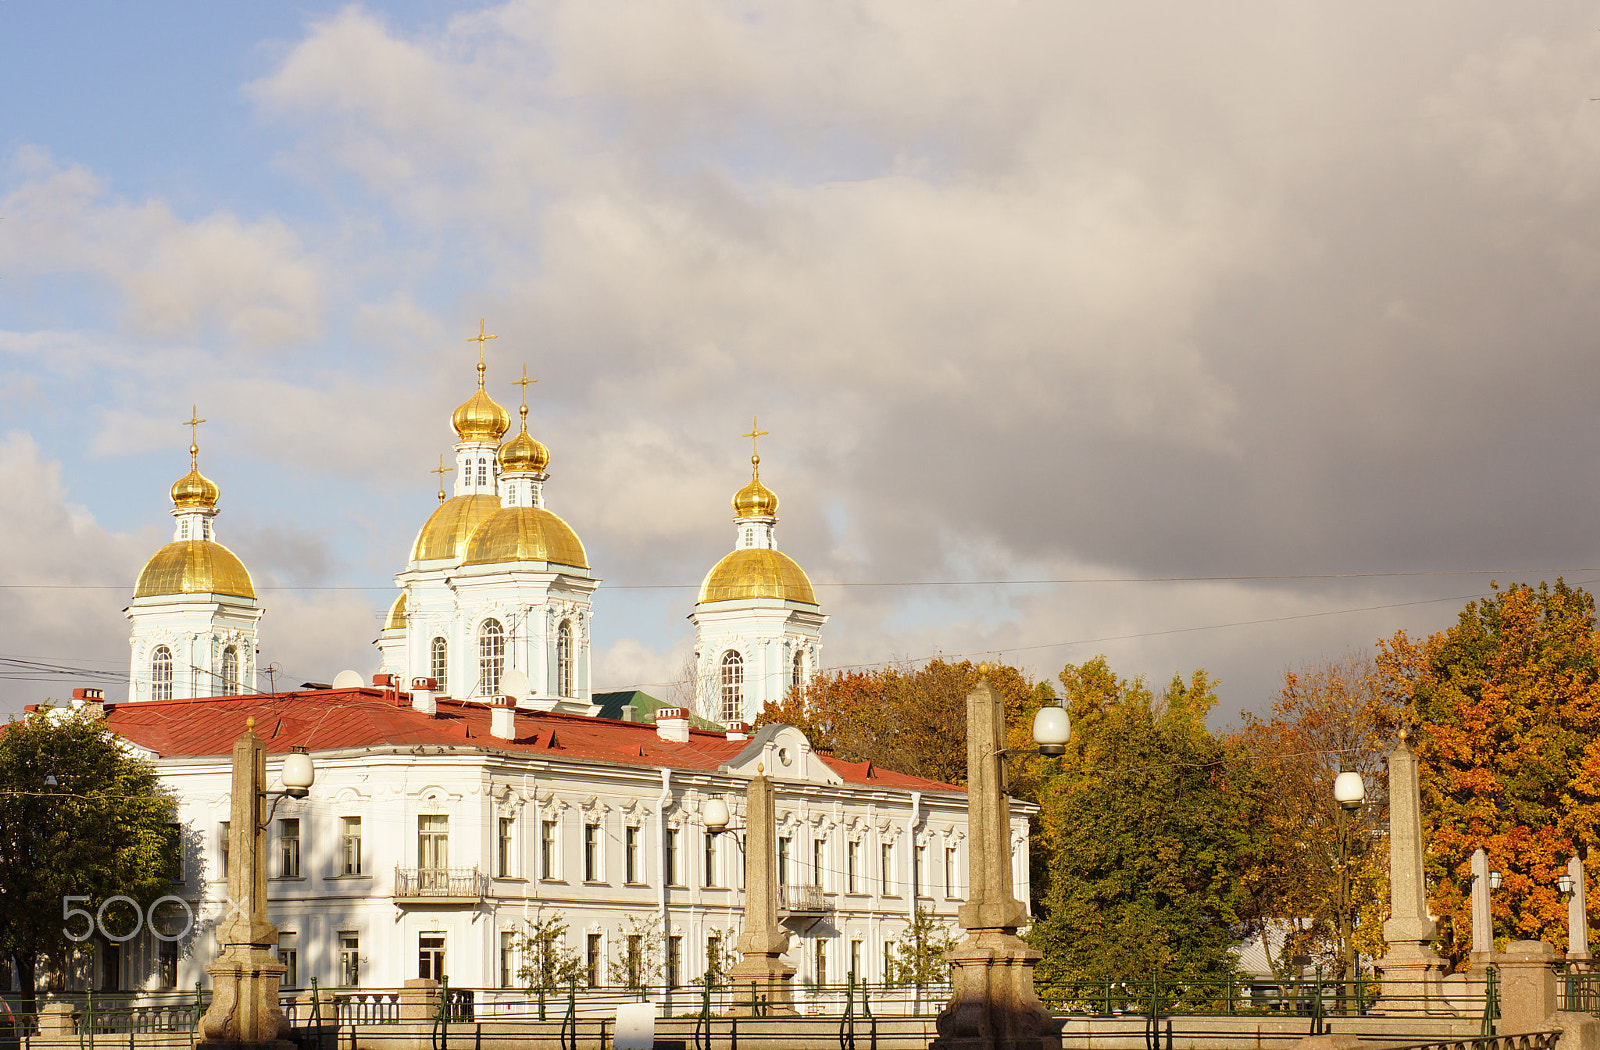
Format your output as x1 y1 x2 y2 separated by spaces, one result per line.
931 666 1067 1050
194 719 313 1050
1332 770 1366 985
703 767 796 1015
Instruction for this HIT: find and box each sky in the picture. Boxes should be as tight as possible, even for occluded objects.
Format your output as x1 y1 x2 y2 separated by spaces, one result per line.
5 1 1600 725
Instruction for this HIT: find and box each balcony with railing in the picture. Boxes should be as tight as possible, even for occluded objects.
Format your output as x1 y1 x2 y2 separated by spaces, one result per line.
779 883 832 914
394 867 487 904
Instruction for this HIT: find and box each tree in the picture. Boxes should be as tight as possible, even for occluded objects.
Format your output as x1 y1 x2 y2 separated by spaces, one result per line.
608 912 664 991
0 704 180 1011
885 907 956 988
1234 654 1396 979
1377 579 1600 967
703 926 739 986
514 912 582 993
1031 658 1271 985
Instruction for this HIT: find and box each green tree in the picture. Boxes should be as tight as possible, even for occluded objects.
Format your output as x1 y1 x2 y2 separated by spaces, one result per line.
607 912 663 990
884 907 956 988
1377 579 1600 967
1031 658 1271 985
703 926 739 986
0 704 180 1011
514 912 582 993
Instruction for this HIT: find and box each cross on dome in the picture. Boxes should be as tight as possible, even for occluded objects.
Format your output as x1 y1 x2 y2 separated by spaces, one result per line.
182 405 206 463
429 454 453 502
468 318 498 384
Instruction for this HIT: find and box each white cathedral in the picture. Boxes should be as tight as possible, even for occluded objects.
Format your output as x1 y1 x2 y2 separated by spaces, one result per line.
63 333 1027 1002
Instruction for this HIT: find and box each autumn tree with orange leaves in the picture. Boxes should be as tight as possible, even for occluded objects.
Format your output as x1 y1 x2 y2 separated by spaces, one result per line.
1378 579 1600 968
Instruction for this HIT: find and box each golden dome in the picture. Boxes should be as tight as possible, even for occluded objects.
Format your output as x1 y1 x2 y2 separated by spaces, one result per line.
499 418 549 474
452 386 510 443
697 548 816 605
411 494 501 562
134 540 255 600
461 506 588 569
385 592 407 630
170 438 221 510
733 472 779 518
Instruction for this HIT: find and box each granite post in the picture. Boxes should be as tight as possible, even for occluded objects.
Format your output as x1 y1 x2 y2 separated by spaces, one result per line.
932 674 1060 1050
1374 732 1448 1014
725 771 795 1015
1493 941 1558 1035
194 721 293 1050
1470 848 1494 967
1569 856 1591 972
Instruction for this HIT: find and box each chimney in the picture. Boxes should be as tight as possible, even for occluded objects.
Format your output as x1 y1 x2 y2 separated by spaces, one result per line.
71 688 106 717
620 704 637 723
725 720 750 741
490 696 517 741
655 707 690 744
411 677 437 716
372 673 397 688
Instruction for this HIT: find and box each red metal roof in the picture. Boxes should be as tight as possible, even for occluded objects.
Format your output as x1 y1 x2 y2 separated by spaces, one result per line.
73 689 962 792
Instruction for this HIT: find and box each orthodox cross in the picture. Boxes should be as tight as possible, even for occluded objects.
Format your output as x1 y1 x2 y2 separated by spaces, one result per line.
429 454 453 502
182 406 206 463
743 416 768 463
468 318 497 365
512 364 537 407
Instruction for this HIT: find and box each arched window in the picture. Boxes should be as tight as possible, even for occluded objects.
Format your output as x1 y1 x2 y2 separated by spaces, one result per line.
479 619 505 696
477 458 488 485
720 650 744 723
743 528 753 548
222 646 239 696
557 620 574 697
431 637 449 694
791 650 804 695
202 519 212 540
151 646 173 702
180 520 190 540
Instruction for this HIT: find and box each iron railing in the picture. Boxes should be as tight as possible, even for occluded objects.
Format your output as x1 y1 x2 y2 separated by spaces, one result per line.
780 883 832 913
393 867 487 898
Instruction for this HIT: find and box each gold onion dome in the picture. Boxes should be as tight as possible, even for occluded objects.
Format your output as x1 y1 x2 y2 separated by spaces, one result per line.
411 494 501 561
462 507 588 569
499 403 549 474
698 548 815 605
385 592 407 630
733 455 779 518
135 541 255 600
171 447 220 509
452 385 510 442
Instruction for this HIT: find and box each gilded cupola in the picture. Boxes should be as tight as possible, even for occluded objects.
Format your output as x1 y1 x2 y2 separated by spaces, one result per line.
451 320 511 443
733 463 778 519
697 418 816 606
499 371 549 475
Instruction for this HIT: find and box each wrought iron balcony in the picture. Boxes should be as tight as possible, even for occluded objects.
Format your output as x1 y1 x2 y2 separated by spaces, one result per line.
779 883 832 914
394 866 487 902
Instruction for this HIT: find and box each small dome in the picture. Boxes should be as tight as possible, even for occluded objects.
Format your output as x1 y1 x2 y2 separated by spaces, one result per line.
412 494 501 562
171 463 220 510
499 431 549 474
452 387 510 443
698 548 816 605
135 540 255 600
461 506 588 569
385 592 407 631
733 455 778 518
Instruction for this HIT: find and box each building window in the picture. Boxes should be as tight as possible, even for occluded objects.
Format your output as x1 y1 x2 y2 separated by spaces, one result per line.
479 619 505 696
667 935 683 989
202 519 211 540
339 932 360 987
278 819 300 878
584 822 600 882
625 827 640 884
541 819 558 880
743 527 753 547
278 931 299 988
218 822 229 881
815 938 827 988
917 844 930 898
419 934 446 981
418 815 449 891
720 650 743 723
850 939 862 981
881 842 895 895
158 938 178 988
557 620 574 696
180 520 189 540
625 935 644 989
813 838 825 888
341 817 362 876
476 457 487 485
778 836 791 887
846 840 859 893
498 817 515 878
151 646 173 702
665 828 681 886
499 931 517 988
792 650 806 695
586 934 602 987
221 646 239 695
431 637 448 694
945 846 958 897
703 831 719 888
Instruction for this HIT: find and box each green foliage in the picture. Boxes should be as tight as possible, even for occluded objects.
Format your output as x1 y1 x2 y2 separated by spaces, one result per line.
514 912 583 992
1031 658 1270 984
885 907 956 987
1378 579 1600 966
703 926 739 985
607 912 663 990
0 705 179 1008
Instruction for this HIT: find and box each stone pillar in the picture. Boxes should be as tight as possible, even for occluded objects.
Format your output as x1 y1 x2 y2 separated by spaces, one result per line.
726 771 796 1015
1471 848 1494 967
398 979 442 1022
932 674 1060 1050
38 1002 76 1037
194 720 293 1050
1494 941 1558 1035
1374 732 1448 1014
1569 856 1592 972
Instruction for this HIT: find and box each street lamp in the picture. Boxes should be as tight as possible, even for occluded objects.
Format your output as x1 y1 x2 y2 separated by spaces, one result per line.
1334 771 1365 811
932 668 1063 1050
195 719 315 1050
1330 772 1366 987
1560 873 1575 897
